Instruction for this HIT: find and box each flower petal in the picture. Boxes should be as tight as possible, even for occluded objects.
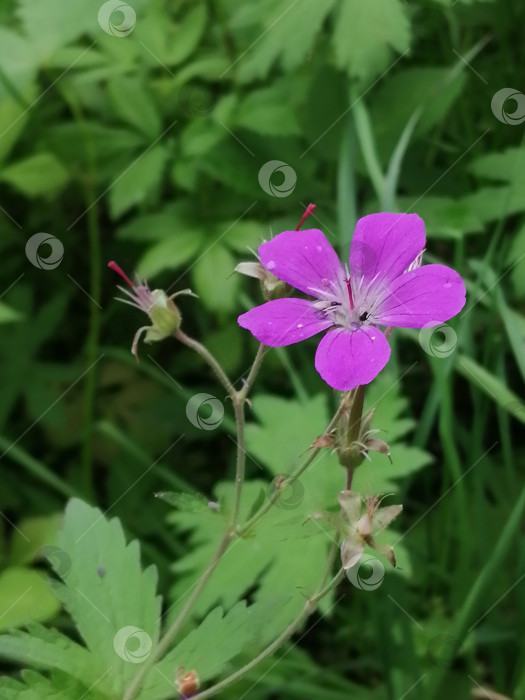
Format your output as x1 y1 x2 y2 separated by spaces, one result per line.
238 298 332 347
374 264 466 328
259 228 345 297
314 326 391 391
349 213 425 285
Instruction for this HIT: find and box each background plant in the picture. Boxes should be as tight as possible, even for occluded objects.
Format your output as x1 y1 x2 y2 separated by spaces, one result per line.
1 0 525 698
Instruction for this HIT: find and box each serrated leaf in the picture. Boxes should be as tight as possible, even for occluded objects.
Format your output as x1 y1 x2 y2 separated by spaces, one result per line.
54 498 162 695
0 625 94 689
0 669 107 700
107 77 162 141
109 145 167 218
144 602 254 697
236 0 338 82
332 0 410 81
0 153 68 197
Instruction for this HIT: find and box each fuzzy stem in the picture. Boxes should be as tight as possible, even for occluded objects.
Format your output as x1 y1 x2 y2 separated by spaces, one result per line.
175 329 235 397
188 567 346 700
238 343 265 402
229 398 246 528
237 395 348 536
122 535 231 700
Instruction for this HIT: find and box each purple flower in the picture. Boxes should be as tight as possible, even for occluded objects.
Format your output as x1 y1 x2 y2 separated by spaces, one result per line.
238 213 466 391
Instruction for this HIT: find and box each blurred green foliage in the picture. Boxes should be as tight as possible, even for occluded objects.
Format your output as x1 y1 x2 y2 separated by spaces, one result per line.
1 0 525 698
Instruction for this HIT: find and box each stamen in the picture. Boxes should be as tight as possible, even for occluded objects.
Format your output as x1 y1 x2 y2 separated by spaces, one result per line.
108 261 135 289
295 203 316 231
346 278 354 310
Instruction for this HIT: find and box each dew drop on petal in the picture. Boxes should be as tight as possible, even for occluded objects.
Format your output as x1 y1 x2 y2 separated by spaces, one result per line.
371 336 376 340
317 245 323 252
298 323 303 328
444 281 451 288
266 260 276 270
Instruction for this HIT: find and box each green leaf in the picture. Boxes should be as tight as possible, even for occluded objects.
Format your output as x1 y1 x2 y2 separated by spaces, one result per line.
0 568 60 631
9 513 62 566
137 228 203 279
234 87 302 136
235 0 338 82
54 498 162 695
456 355 525 424
467 146 525 183
192 244 239 312
0 625 94 689
167 3 207 65
0 153 68 197
145 602 254 697
109 145 167 218
107 77 162 141
394 196 484 239
154 491 209 513
0 669 107 700
368 67 468 164
0 302 22 324
16 0 98 58
332 0 410 80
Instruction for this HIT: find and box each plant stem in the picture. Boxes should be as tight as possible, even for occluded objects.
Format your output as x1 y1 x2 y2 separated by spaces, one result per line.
229 398 245 527
238 343 265 402
175 329 235 397
189 568 346 700
122 534 232 700
237 395 348 536
123 337 268 699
